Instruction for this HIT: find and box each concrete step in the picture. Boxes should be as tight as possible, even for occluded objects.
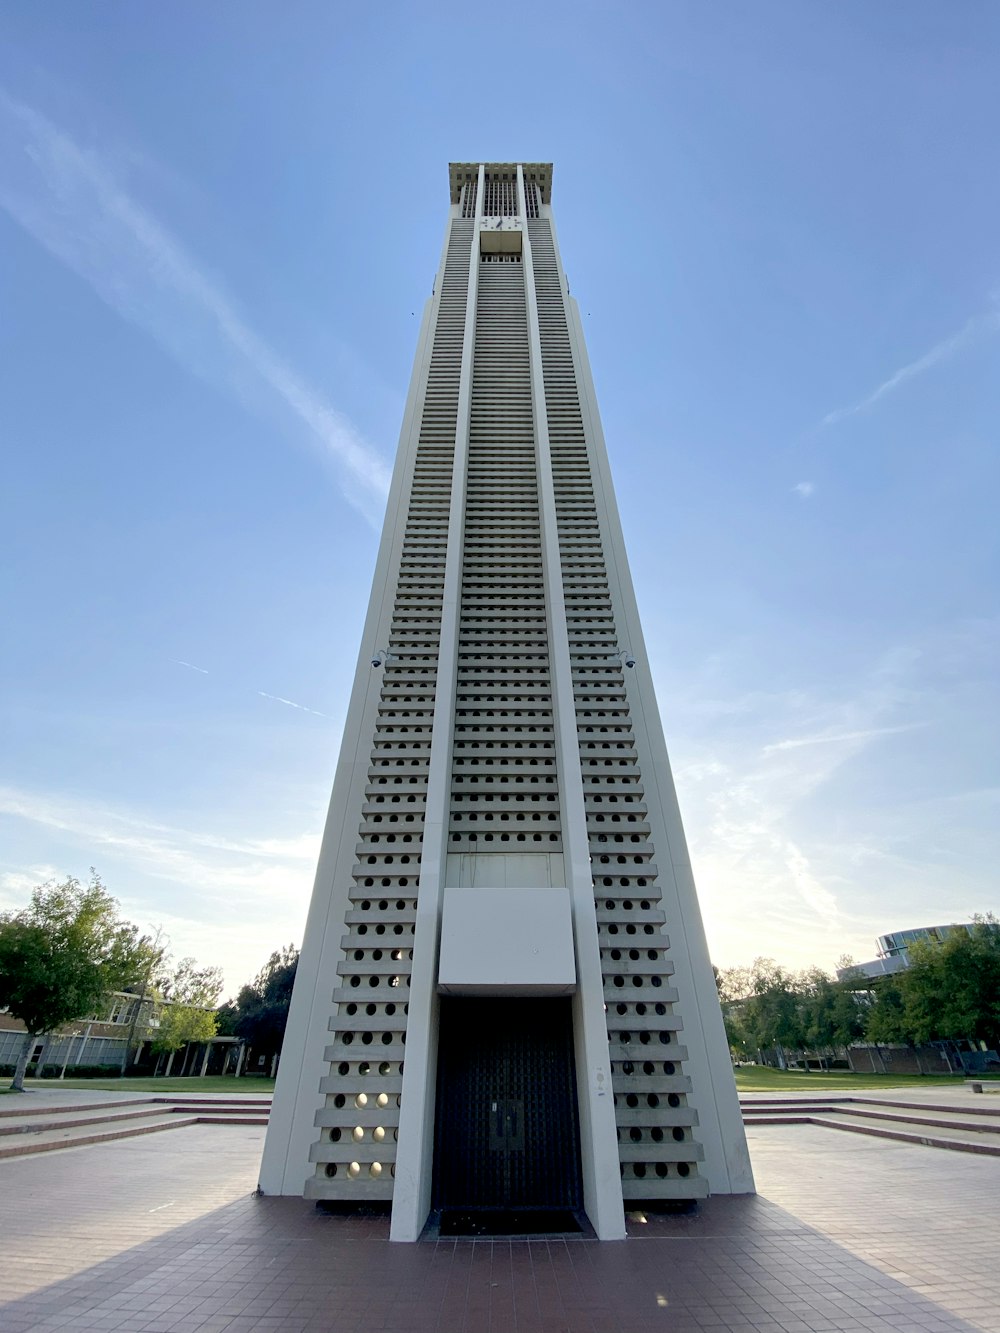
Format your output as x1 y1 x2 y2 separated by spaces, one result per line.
830 1104 1000 1136
849 1094 1000 1119
742 1092 1000 1157
0 1112 194 1160
153 1098 272 1110
741 1113 819 1125
808 1112 1000 1157
156 1099 270 1125
0 1096 152 1120
0 1092 271 1158
0 1103 181 1138
740 1093 1000 1116
740 1097 853 1108
744 1104 1000 1134
190 1113 269 1125
0 1093 272 1120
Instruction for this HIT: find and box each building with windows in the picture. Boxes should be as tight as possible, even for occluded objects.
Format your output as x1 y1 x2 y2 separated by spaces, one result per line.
837 923 978 980
259 162 752 1240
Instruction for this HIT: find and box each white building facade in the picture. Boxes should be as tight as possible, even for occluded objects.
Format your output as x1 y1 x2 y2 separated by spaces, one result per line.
259 162 753 1240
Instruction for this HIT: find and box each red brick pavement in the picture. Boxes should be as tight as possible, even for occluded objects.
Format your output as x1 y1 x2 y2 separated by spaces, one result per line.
0 1123 996 1332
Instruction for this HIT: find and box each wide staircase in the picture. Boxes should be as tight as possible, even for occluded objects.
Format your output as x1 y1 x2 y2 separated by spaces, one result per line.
0 1094 271 1159
742 1090 1000 1155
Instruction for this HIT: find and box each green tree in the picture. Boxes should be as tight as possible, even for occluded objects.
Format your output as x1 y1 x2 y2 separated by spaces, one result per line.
118 925 169 1075
227 945 299 1066
0 873 159 1091
149 1003 218 1075
799 968 839 1068
829 972 866 1051
895 918 1000 1056
714 965 755 1060
148 957 224 1076
157 957 224 1008
742 959 805 1068
864 974 908 1044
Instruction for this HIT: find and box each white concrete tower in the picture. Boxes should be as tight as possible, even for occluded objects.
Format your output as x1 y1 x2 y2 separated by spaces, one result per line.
259 162 753 1240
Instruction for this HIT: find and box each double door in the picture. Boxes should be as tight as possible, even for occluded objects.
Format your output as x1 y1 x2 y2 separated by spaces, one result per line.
433 996 582 1220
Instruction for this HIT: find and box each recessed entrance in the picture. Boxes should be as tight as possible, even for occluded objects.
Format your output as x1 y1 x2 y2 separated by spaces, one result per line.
432 996 584 1234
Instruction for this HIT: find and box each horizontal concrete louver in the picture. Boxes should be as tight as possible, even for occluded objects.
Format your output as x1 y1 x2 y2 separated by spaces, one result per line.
307 221 474 1199
448 253 563 864
528 218 707 1200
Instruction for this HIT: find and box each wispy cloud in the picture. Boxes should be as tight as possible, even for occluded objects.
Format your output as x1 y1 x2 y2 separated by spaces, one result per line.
0 91 391 525
257 690 330 719
0 864 63 899
792 481 814 499
0 778 325 991
820 309 1000 429
665 647 941 964
172 659 210 675
762 723 923 755
664 618 1000 972
0 784 322 988
0 784 319 879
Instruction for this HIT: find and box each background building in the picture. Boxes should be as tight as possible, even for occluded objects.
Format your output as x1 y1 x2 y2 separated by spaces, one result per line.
838 924 978 980
260 161 752 1240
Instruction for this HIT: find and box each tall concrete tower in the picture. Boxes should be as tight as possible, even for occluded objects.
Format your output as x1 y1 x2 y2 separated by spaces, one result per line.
259 162 753 1240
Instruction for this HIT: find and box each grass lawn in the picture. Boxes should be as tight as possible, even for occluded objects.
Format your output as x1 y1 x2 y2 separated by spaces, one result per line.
733 1066 988 1092
33 1075 276 1094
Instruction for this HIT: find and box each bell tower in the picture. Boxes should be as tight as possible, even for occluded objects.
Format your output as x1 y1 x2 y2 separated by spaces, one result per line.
258 162 753 1241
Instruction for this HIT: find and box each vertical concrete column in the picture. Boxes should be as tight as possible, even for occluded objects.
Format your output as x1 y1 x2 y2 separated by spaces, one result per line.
259 198 449 1198
559 266 755 1196
390 164 485 1242
516 166 626 1240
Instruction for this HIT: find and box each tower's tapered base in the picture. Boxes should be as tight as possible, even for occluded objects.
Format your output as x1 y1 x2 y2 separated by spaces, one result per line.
259 162 753 1239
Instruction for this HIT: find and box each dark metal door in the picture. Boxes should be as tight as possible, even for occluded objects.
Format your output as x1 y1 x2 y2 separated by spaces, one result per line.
432 997 582 1215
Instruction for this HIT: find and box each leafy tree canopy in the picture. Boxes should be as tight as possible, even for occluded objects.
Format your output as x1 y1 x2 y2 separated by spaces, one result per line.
888 916 1000 1048
147 957 223 1056
224 945 299 1057
0 872 160 1090
156 956 224 1009
149 1000 217 1055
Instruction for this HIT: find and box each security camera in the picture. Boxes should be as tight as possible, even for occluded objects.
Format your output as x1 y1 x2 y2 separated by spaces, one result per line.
371 655 383 668
624 656 636 670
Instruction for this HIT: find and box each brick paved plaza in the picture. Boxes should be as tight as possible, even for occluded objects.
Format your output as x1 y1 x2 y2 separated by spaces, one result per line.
1 1116 998 1333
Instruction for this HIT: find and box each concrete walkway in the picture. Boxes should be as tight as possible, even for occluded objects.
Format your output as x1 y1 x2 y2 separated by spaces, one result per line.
0 1115 998 1332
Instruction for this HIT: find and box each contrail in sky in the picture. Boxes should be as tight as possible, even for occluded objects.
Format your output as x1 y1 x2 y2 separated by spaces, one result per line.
173 659 210 675
171 659 329 718
257 691 330 719
0 90 391 526
820 309 1000 429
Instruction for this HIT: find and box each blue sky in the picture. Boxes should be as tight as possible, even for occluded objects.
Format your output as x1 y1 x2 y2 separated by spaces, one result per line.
1 2 997 994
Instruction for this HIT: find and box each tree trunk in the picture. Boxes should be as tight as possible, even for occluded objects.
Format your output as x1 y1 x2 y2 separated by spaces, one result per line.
165 1049 176 1077
10 1033 37 1092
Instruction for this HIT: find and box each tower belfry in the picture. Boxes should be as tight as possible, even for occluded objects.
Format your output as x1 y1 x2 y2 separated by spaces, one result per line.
259 162 753 1239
